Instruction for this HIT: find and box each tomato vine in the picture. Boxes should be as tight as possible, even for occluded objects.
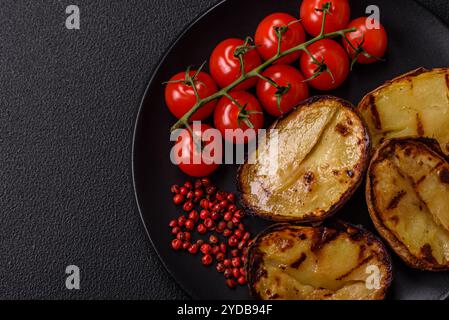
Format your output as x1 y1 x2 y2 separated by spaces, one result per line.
170 2 356 132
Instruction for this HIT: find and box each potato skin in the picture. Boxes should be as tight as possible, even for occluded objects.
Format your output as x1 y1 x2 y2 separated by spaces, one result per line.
366 138 449 271
358 68 449 155
246 222 393 300
237 96 371 223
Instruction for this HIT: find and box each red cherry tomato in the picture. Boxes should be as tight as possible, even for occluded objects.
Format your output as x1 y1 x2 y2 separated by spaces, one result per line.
214 92 264 144
343 17 388 64
209 38 262 91
300 39 349 91
300 0 350 37
256 65 309 117
255 13 306 65
165 70 218 120
173 123 221 177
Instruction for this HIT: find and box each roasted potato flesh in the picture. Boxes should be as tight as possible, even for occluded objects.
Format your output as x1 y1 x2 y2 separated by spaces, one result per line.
239 96 369 222
359 68 449 155
367 138 449 270
247 224 392 300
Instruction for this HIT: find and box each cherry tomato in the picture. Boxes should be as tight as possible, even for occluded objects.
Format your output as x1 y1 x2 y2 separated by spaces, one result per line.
209 38 262 91
300 39 349 91
300 0 350 37
214 92 264 144
173 123 221 177
256 65 309 117
343 17 388 64
255 13 306 65
165 70 218 120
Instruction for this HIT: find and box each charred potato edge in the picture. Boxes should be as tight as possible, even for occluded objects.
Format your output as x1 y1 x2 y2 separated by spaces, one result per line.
366 137 449 271
358 67 449 153
237 95 371 223
246 221 393 300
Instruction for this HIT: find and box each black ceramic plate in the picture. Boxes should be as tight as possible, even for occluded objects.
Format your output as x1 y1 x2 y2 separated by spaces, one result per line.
133 0 449 300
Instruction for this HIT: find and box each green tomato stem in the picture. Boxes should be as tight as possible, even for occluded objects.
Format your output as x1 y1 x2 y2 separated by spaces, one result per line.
170 27 356 132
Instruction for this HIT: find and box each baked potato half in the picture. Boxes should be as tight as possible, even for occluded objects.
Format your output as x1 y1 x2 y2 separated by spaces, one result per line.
359 68 449 155
367 138 449 271
247 223 392 300
238 96 370 222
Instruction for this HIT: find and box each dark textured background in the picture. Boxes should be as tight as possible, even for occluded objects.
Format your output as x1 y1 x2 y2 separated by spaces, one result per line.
0 0 447 300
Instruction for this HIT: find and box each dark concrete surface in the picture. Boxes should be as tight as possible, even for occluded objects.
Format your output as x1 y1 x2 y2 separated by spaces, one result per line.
0 0 446 299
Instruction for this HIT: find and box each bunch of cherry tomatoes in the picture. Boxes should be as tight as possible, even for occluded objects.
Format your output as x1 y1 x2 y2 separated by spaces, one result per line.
165 0 388 177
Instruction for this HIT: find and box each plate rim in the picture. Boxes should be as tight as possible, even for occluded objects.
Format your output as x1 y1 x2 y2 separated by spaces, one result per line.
131 0 227 299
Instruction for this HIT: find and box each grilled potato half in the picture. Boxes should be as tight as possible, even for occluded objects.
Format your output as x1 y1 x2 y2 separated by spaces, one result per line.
238 96 370 222
367 138 449 271
359 68 449 155
247 223 392 300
